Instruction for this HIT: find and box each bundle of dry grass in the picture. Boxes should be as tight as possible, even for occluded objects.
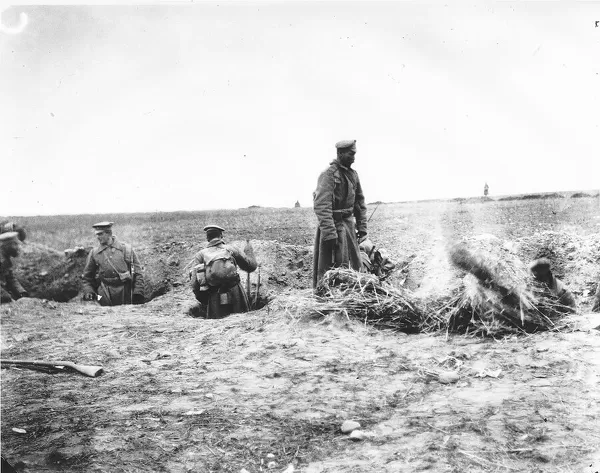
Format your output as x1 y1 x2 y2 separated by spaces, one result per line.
310 268 423 333
436 245 573 336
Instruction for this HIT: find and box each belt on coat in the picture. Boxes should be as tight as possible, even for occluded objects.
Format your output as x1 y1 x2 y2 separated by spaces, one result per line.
101 276 124 286
332 207 354 222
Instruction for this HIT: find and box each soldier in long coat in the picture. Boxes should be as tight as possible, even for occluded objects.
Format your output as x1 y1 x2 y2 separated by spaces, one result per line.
0 232 28 303
190 225 257 318
313 139 368 288
81 222 145 306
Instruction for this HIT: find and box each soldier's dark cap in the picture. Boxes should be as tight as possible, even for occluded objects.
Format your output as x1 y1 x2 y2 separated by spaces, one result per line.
203 225 225 232
335 140 357 151
0 232 19 243
92 221 114 234
529 258 552 273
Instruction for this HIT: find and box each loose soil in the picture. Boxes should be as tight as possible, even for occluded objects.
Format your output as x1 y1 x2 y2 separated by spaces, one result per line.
2 196 600 472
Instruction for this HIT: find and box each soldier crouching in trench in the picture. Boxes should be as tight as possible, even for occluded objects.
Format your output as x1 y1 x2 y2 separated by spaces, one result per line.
189 225 257 319
0 232 29 303
529 258 576 313
81 222 145 306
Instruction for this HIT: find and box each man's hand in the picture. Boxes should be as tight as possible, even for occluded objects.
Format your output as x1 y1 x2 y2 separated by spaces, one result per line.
324 237 338 249
82 293 95 302
132 294 145 305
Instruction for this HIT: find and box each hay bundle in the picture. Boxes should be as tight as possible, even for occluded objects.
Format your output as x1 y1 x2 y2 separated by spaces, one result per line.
439 245 571 336
313 268 423 333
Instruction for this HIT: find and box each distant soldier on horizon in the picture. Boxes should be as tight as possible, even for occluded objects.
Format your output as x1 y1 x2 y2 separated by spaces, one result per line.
82 222 145 306
313 139 367 288
484 182 489 197
294 200 301 208
0 232 28 303
190 225 257 318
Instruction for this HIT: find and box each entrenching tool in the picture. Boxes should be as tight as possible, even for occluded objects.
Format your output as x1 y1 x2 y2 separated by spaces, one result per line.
252 265 261 309
1 359 104 377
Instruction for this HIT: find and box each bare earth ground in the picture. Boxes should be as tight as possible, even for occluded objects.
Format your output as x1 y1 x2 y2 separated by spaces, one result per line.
2 195 600 472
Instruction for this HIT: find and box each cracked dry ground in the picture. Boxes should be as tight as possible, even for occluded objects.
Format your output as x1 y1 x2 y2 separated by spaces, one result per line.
2 294 600 473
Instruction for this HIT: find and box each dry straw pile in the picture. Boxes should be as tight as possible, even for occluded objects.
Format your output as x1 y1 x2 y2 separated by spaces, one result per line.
281 244 574 337
271 268 423 333
439 245 574 336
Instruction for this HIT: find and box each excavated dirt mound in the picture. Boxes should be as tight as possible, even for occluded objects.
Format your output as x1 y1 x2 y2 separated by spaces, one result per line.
16 243 89 302
516 231 600 311
13 240 314 305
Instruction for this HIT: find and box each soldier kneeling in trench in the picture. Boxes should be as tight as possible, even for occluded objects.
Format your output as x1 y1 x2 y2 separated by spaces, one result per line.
529 258 576 313
190 225 257 318
81 222 145 306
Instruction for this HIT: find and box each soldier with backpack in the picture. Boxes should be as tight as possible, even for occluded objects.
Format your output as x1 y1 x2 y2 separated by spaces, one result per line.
190 225 257 318
81 222 145 306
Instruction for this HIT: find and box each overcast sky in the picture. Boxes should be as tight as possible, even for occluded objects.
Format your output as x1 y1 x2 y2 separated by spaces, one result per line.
2 2 599 216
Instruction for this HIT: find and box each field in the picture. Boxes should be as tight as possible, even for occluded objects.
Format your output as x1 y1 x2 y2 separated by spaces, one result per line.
2 194 600 472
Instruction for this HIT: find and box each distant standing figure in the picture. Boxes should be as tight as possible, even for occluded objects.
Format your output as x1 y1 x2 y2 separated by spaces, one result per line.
529 258 576 312
0 232 28 303
0 220 27 243
190 225 257 318
483 182 489 197
294 200 301 208
81 222 145 306
313 139 367 288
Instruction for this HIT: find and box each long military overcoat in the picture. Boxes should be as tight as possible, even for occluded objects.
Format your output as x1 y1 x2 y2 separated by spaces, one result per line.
313 160 367 288
190 238 257 318
0 251 26 302
81 237 145 306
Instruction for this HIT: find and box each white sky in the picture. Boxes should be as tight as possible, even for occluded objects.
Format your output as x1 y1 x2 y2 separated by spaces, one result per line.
1 2 599 216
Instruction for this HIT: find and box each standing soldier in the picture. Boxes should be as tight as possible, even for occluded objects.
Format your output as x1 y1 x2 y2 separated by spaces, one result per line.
0 232 28 303
81 222 145 306
190 225 257 318
313 139 368 288
483 182 489 197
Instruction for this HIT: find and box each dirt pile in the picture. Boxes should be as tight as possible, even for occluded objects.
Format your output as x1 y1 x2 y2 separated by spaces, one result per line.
15 243 174 303
516 231 600 310
13 239 314 305
235 239 312 293
15 243 89 302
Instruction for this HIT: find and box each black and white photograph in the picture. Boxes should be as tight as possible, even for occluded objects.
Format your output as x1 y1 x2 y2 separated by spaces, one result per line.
1 2 599 471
